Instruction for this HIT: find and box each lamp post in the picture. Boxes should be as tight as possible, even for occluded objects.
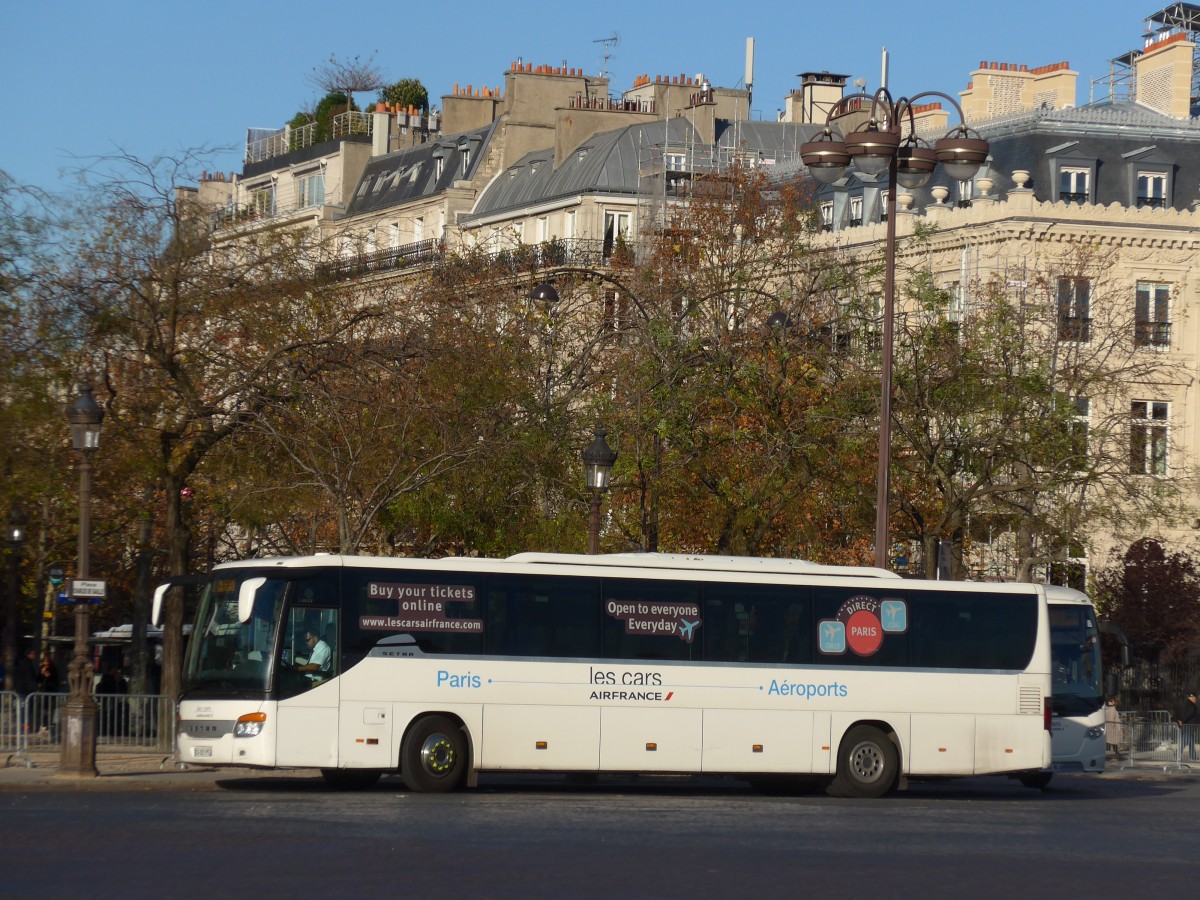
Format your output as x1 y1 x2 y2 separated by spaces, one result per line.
581 426 617 554
61 380 104 777
2 505 26 692
801 89 988 569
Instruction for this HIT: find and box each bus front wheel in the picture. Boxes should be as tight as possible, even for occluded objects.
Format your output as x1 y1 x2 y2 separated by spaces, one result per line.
831 725 898 798
402 715 468 793
1019 771 1053 790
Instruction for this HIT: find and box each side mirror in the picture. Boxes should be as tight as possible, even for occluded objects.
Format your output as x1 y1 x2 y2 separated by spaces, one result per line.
238 577 267 624
151 584 168 627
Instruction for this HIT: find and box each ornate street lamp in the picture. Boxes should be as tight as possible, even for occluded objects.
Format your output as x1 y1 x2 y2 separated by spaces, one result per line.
2 505 26 692
581 426 617 555
61 380 104 777
801 89 988 569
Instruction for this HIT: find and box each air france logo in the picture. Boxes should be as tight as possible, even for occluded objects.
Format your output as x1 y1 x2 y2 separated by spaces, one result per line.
819 596 907 657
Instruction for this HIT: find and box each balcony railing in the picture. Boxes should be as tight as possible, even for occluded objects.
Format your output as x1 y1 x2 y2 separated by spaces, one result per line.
1134 320 1171 347
319 238 614 283
320 238 445 280
245 112 374 165
1057 316 1092 342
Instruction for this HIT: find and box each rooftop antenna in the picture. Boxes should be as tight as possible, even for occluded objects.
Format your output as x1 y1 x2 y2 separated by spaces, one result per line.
745 37 755 118
594 33 619 79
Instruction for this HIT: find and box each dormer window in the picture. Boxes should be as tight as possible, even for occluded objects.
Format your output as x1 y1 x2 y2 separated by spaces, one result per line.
1137 172 1167 208
1047 141 1096 206
1059 168 1089 204
435 156 444 179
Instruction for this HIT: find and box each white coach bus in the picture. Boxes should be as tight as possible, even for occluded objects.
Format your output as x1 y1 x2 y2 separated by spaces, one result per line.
156 552 1053 798
1038 586 1106 785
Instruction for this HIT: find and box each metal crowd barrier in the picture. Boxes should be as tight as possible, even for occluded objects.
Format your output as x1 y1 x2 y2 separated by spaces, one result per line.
1 691 22 760
1117 713 1197 772
8 692 177 768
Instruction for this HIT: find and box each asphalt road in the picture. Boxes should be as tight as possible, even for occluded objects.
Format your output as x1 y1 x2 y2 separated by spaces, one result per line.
1 772 1191 898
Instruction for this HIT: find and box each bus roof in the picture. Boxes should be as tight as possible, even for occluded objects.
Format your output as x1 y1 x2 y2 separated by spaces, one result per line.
505 551 902 579
1043 584 1093 606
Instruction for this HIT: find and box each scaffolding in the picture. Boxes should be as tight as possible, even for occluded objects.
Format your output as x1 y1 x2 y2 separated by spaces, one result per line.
1091 3 1200 105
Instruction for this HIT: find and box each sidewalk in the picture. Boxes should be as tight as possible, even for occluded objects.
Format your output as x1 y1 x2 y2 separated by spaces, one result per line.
0 747 309 791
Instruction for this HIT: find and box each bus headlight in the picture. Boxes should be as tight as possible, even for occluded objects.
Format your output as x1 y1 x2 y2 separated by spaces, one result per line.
234 713 267 738
1086 726 1104 741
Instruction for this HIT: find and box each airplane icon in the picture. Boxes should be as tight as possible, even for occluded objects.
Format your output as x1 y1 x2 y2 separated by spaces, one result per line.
820 620 846 653
678 619 701 642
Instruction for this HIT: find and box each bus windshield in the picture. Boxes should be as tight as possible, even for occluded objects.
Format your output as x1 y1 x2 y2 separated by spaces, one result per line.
183 574 288 693
1049 605 1103 716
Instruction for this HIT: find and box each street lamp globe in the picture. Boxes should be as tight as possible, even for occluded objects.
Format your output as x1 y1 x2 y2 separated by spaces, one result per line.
530 281 560 305
67 382 104 452
7 504 25 546
581 426 617 492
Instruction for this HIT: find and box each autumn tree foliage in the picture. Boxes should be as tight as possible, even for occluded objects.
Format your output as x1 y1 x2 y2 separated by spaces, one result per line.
1093 539 1200 661
54 152 381 697
591 165 877 559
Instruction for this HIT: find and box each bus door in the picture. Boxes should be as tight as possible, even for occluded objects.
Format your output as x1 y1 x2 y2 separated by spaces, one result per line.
274 575 340 768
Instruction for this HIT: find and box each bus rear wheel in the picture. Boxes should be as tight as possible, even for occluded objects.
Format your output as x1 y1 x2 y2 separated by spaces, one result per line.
402 715 468 793
321 768 382 791
831 725 898 798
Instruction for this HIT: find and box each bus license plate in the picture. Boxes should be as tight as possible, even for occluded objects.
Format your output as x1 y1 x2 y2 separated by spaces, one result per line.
193 746 213 758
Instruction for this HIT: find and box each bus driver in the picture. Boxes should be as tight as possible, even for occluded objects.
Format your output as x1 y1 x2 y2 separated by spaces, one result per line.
295 627 333 683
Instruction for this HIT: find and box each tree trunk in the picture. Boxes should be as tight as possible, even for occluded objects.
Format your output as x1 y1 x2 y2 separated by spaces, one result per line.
160 474 191 701
128 483 155 695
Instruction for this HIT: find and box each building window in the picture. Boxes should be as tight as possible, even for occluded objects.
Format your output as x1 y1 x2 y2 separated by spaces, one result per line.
819 201 834 232
849 196 863 227
1134 282 1170 347
666 152 687 172
1057 276 1091 342
1137 172 1167 209
602 290 630 341
1130 401 1168 475
413 217 424 243
434 157 444 180
602 211 631 260
249 184 276 217
1069 397 1089 469
296 172 325 209
564 210 576 241
536 216 549 243
1059 167 1090 204
461 147 471 175
389 223 400 250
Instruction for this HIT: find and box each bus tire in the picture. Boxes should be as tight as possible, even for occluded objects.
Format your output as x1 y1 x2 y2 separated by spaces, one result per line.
831 725 898 798
402 715 468 793
321 768 382 791
1018 771 1053 790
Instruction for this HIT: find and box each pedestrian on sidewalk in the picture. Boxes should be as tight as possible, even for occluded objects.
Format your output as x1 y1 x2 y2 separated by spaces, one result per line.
1174 691 1198 762
1104 696 1124 758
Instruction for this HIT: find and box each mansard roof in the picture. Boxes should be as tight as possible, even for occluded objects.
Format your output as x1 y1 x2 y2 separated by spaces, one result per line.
344 120 498 216
467 118 696 221
467 117 824 221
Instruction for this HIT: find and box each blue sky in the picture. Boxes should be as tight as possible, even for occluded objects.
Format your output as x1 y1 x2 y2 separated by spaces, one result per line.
2 0 1159 192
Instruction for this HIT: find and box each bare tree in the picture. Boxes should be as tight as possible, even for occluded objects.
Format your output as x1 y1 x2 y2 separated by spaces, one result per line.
306 53 385 106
